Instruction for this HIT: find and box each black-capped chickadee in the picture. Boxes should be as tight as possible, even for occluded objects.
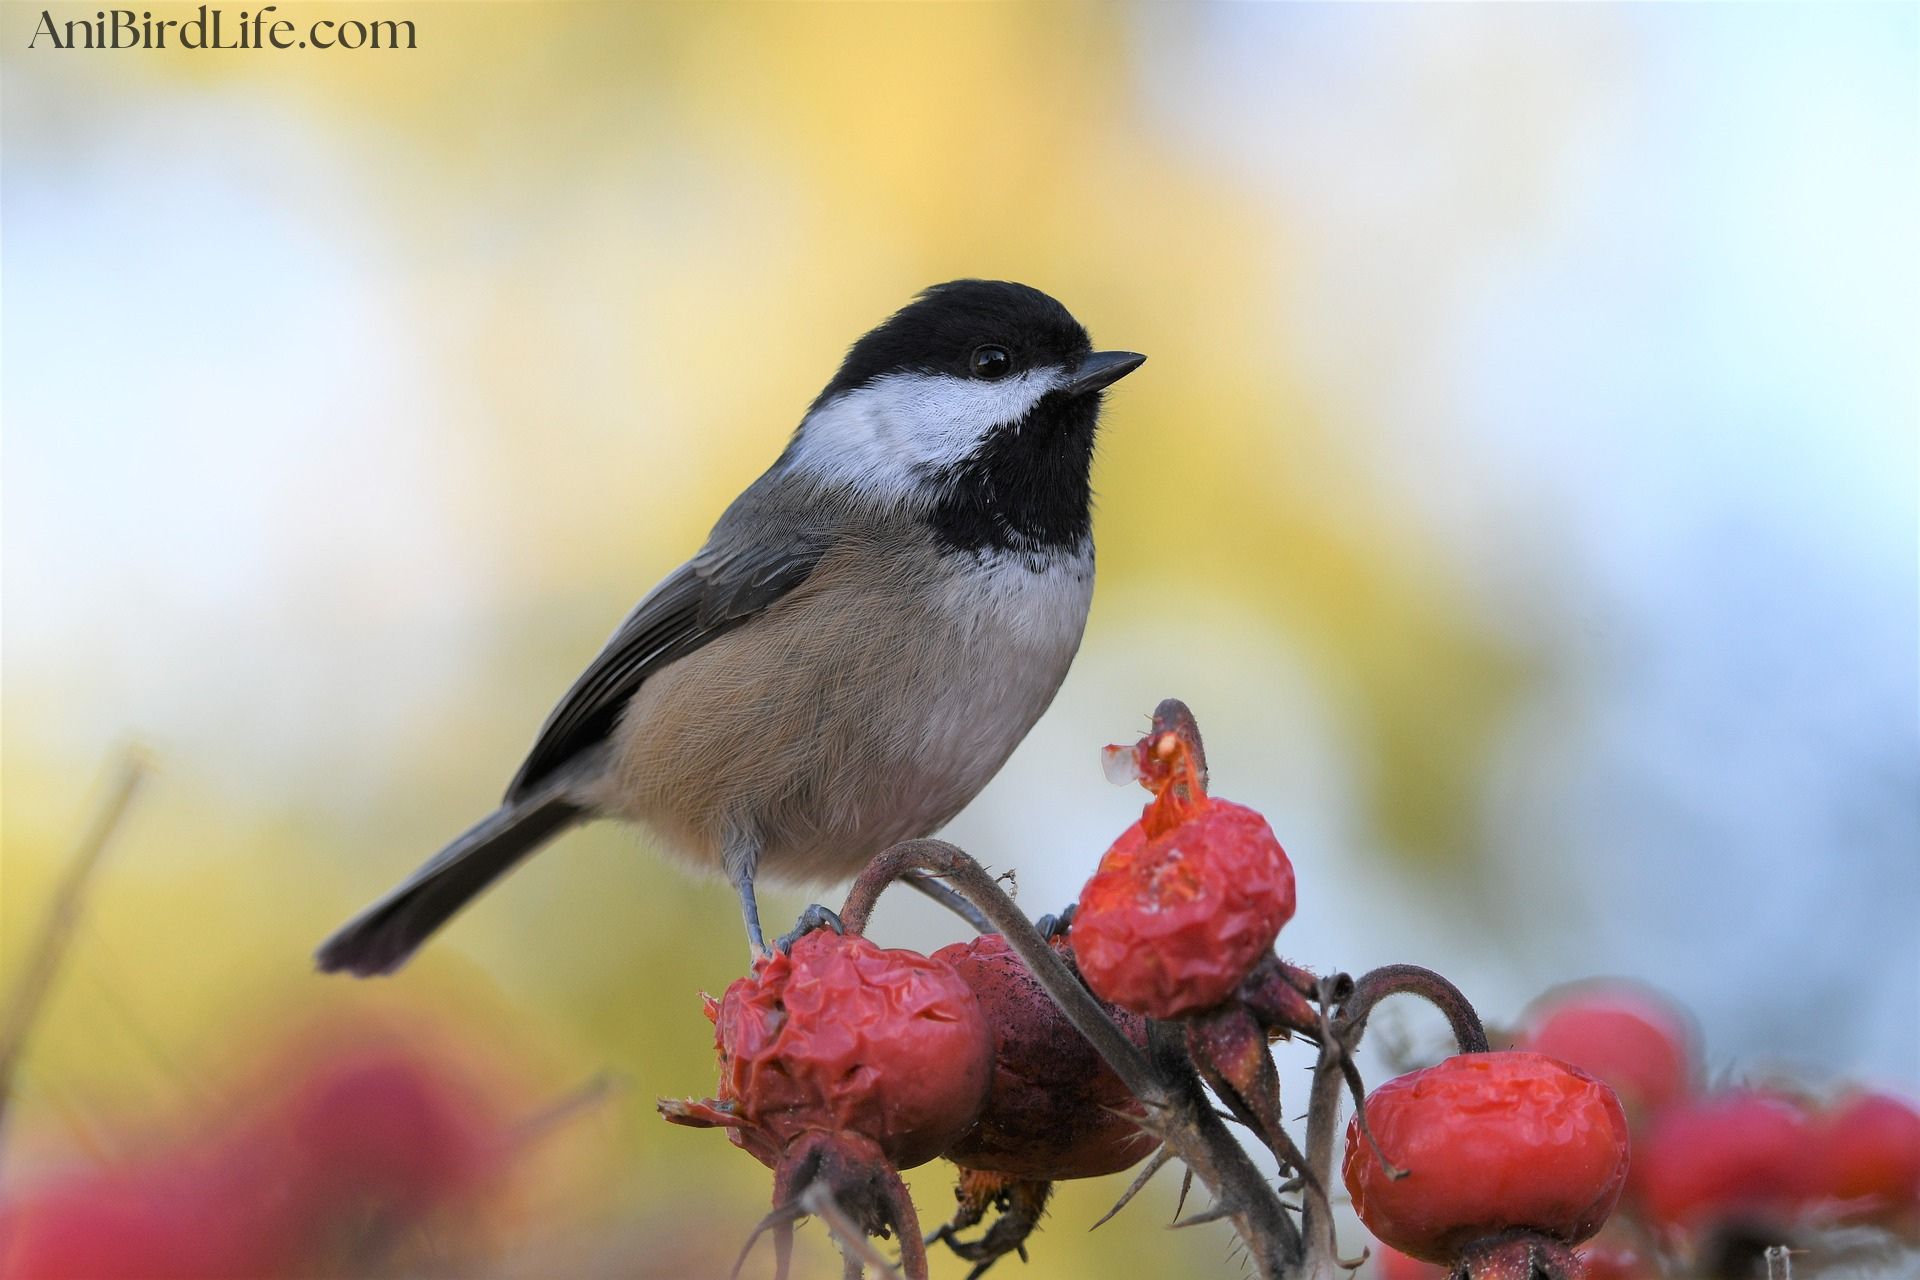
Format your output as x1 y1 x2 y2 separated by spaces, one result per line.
316 280 1144 975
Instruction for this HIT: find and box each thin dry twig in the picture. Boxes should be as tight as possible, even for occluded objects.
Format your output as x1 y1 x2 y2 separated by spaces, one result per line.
0 752 150 1148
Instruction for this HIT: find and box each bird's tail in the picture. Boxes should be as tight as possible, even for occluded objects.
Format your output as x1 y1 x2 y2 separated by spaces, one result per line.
315 787 587 977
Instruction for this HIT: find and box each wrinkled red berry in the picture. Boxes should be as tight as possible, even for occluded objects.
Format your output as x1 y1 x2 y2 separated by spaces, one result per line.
1815 1090 1920 1220
1520 984 1696 1124
679 930 993 1171
933 933 1158 1181
1632 1089 1816 1231
1072 728 1295 1019
1344 1051 1631 1265
663 931 997 1280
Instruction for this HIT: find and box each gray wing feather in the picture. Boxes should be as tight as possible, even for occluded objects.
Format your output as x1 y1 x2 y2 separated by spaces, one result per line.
503 528 826 801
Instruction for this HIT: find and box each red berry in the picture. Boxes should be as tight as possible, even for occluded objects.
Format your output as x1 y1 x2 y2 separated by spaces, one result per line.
1372 1242 1448 1279
1072 729 1295 1019
664 931 996 1279
1576 1240 1657 1280
1815 1090 1920 1219
1343 1051 1631 1264
0 1157 280 1280
697 930 993 1171
274 1049 497 1215
0 1031 525 1280
1632 1089 1817 1231
1520 984 1696 1124
933 933 1159 1180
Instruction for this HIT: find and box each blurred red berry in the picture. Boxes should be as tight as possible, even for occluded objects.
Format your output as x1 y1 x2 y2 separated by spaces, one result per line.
1520 984 1696 1124
684 929 993 1171
1373 1242 1448 1279
0 1156 278 1280
1576 1239 1656 1280
1815 1089 1920 1219
933 932 1159 1180
1 1036 519 1280
1072 727 1295 1019
274 1048 498 1215
1633 1089 1817 1232
1343 1051 1631 1265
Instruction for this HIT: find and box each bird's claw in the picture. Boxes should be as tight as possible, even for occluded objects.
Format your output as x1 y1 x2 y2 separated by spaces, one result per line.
1035 902 1078 942
773 904 845 954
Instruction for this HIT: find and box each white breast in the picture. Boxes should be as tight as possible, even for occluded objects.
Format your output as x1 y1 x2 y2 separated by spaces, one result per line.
933 543 1095 653
913 543 1095 767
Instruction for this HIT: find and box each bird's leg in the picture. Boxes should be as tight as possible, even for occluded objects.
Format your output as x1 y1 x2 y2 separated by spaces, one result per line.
724 834 768 962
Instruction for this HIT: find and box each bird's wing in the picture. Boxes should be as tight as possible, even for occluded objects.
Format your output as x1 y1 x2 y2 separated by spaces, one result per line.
503 534 827 801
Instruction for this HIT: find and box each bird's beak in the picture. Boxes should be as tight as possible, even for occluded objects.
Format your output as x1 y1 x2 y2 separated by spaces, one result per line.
1066 350 1147 396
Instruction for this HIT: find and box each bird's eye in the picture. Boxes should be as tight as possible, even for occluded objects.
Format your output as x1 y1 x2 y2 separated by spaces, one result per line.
968 345 1012 380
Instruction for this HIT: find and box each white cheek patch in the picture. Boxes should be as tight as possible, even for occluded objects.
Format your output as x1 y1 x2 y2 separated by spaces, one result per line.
787 369 1065 501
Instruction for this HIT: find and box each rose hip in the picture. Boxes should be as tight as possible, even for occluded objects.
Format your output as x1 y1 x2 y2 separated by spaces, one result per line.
1520 984 1697 1125
1815 1089 1920 1221
662 929 994 1279
1072 722 1295 1019
1372 1242 1448 1279
1575 1239 1657 1280
1632 1089 1817 1233
1344 1051 1630 1270
933 932 1158 1181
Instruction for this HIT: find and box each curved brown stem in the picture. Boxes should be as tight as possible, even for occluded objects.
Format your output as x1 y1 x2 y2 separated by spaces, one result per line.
840 840 1303 1277
841 841 1158 1100
1340 964 1489 1054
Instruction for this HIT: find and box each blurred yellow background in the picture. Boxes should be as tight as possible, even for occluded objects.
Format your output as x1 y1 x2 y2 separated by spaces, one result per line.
3 4 1914 1277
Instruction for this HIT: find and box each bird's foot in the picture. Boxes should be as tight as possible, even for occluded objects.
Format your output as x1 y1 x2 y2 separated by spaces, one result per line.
1034 902 1078 942
773 904 845 954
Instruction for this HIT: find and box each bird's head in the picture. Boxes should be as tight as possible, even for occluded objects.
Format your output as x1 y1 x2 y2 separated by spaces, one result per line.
785 280 1144 554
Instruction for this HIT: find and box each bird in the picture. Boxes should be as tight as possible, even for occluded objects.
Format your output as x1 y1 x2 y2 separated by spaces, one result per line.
315 280 1144 975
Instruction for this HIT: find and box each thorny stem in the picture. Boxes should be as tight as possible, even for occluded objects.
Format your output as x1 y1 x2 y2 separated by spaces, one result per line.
840 840 1304 1277
1090 1147 1175 1230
